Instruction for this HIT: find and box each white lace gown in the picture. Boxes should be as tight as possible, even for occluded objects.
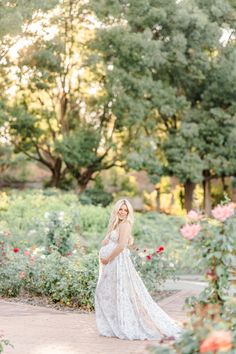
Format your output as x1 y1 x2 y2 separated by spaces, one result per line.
95 229 183 340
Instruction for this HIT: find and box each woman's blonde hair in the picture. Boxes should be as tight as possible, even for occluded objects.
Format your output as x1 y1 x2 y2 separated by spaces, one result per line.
107 198 134 245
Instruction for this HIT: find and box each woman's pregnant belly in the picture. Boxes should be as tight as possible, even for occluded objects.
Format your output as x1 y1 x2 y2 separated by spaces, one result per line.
99 241 117 259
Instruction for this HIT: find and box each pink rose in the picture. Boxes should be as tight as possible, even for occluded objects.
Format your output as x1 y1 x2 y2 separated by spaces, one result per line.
24 250 30 256
19 272 25 279
200 330 233 353
187 210 202 222
180 224 201 240
212 204 234 222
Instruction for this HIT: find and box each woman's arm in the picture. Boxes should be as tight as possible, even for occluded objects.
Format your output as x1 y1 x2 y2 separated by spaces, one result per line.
100 222 131 265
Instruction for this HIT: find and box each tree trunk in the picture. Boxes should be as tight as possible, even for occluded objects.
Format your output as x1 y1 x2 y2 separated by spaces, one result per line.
48 158 62 187
155 186 161 212
203 170 211 215
184 180 195 212
76 169 94 194
221 175 228 193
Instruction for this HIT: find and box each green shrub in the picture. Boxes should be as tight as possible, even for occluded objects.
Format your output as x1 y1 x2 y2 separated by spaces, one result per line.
44 211 77 256
131 246 177 292
0 190 198 274
80 188 113 207
0 249 99 310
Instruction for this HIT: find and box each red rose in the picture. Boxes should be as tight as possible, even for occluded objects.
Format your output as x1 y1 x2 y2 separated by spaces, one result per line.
13 247 20 253
156 246 164 253
146 255 152 261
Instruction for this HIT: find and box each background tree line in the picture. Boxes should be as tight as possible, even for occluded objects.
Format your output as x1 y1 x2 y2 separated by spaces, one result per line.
0 0 236 213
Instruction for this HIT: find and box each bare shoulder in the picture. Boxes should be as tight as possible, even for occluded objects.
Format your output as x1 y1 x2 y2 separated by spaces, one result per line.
119 221 131 234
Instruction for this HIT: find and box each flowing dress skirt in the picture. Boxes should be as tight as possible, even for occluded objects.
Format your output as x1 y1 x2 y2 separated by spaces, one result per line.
95 233 183 340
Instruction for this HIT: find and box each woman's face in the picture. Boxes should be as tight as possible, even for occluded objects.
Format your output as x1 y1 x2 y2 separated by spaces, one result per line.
118 203 128 220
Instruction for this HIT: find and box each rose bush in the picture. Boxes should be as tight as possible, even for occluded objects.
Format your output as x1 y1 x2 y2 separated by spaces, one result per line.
0 190 194 311
181 203 236 305
149 201 236 354
0 247 99 310
0 190 197 273
131 245 177 292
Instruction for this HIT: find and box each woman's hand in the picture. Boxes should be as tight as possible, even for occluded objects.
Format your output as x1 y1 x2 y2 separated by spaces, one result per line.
101 238 109 246
100 258 109 265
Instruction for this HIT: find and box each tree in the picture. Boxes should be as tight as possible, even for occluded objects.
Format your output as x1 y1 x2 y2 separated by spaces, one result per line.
88 0 236 212
6 0 125 190
0 0 59 60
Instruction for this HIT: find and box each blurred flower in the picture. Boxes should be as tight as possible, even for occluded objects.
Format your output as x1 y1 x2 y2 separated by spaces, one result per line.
13 247 20 253
156 246 164 253
146 255 152 261
40 255 46 259
32 248 40 255
200 330 233 353
180 224 201 240
67 252 72 256
24 250 30 256
44 212 50 219
138 252 146 258
212 204 234 222
143 249 147 252
28 229 37 236
58 211 64 220
187 210 203 222
19 272 25 279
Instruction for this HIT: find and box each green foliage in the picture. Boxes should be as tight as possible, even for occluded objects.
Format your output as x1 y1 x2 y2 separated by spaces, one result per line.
0 190 189 310
0 190 199 272
182 206 236 304
44 211 76 256
0 335 13 354
87 0 236 212
131 247 177 292
79 175 113 207
0 0 59 39
0 249 99 310
79 188 113 207
1 0 127 190
0 190 79 248
150 204 236 354
56 128 101 169
149 300 236 354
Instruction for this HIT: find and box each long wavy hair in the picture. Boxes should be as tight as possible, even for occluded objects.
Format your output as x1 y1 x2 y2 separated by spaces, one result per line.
107 198 134 245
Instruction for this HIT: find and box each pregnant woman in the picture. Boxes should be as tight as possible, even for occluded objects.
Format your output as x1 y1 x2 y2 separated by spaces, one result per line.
95 198 183 341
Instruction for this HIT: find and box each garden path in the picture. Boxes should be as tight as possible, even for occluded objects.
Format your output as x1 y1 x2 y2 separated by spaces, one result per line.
0 277 207 354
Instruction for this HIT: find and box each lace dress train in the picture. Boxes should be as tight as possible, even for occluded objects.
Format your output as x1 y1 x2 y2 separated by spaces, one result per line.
95 230 183 340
